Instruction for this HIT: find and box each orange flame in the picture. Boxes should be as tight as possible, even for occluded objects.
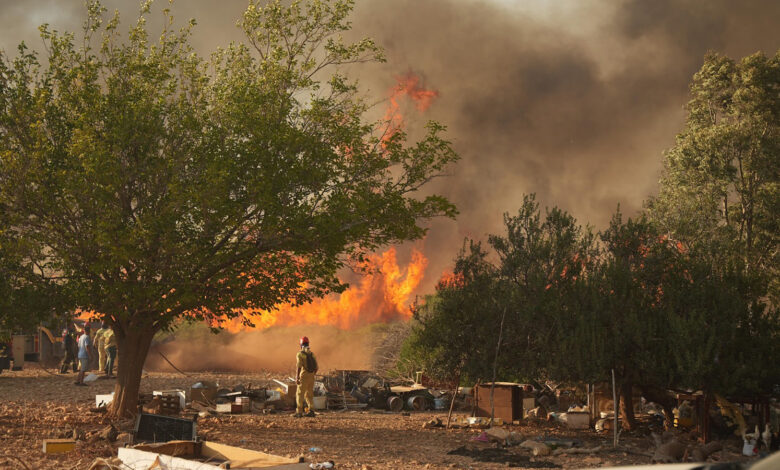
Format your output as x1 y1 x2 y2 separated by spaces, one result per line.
223 247 428 332
437 270 464 290
383 73 439 144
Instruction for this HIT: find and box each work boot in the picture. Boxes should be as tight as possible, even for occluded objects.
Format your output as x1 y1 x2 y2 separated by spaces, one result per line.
305 411 317 417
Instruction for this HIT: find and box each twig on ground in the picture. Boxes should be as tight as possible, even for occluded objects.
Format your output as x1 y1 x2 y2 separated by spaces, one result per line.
5 454 32 470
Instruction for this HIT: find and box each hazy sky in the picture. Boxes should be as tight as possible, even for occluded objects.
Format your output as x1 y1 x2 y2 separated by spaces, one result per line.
1 0 778 293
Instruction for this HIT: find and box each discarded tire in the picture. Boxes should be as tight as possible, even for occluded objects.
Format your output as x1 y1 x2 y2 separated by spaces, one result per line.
387 396 403 412
407 395 426 411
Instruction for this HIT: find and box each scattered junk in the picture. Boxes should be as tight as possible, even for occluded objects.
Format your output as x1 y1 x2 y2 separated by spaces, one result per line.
134 413 197 444
309 461 335 469
190 380 219 405
117 440 308 469
95 392 115 408
386 395 403 412
153 389 186 410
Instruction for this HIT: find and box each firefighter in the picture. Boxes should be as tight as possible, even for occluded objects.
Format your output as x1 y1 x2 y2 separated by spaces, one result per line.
94 322 109 373
103 325 117 377
295 336 318 418
59 325 78 374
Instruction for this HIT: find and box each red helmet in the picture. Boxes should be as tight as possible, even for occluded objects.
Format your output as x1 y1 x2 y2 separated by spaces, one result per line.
300 336 309 346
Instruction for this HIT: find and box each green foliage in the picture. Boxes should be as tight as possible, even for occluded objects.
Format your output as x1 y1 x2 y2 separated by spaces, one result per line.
401 195 597 384
0 211 65 333
401 241 504 383
648 50 780 300
0 0 457 332
402 197 778 398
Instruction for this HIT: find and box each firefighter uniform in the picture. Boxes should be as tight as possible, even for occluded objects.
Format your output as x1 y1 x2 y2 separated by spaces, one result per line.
296 347 317 415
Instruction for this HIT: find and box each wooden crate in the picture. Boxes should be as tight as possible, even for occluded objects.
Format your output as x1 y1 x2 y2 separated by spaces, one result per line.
159 395 181 415
475 382 524 423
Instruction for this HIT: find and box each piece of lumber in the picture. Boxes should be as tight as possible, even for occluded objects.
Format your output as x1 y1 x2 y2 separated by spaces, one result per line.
43 439 76 454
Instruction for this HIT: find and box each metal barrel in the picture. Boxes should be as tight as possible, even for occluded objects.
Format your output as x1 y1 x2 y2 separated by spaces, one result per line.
387 395 403 412
406 395 426 411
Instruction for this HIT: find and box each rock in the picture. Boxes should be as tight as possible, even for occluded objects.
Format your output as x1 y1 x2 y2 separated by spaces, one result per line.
520 440 551 456
485 427 510 443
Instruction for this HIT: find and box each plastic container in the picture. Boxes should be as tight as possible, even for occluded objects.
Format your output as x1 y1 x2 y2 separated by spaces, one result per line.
312 396 327 410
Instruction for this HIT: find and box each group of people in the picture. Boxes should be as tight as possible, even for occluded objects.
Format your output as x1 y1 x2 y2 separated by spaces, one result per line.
60 321 117 386
60 325 319 411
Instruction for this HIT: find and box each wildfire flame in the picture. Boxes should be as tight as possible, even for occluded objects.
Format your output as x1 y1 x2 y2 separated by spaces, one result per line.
224 247 428 332
383 73 439 144
223 74 437 332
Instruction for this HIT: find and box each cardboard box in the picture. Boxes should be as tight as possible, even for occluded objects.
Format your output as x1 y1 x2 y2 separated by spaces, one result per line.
475 382 524 423
43 439 75 454
190 381 218 404
215 403 232 413
118 440 308 470
235 396 251 412
566 411 591 429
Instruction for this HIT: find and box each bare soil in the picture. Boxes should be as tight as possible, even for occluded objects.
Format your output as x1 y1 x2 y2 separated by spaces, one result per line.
0 368 755 470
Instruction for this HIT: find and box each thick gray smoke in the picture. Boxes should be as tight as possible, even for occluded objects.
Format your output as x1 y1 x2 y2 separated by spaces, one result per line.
2 0 778 293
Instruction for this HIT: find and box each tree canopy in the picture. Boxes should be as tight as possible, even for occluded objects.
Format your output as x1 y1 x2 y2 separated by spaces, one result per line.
402 196 778 429
648 50 780 300
0 0 458 416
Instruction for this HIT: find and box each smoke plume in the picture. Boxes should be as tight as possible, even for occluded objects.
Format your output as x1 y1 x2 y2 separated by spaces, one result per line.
147 324 377 373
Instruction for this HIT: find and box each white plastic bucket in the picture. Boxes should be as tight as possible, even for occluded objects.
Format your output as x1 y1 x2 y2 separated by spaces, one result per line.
312 396 327 410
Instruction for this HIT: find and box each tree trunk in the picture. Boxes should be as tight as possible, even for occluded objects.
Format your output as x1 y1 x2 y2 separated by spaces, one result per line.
619 381 637 431
109 325 155 418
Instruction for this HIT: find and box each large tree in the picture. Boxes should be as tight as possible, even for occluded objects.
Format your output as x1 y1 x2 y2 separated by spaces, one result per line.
648 50 779 300
0 0 457 416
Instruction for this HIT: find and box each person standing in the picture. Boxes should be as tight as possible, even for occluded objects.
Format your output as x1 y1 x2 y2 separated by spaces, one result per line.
59 325 77 374
103 325 117 377
295 336 318 418
75 325 92 386
94 322 109 373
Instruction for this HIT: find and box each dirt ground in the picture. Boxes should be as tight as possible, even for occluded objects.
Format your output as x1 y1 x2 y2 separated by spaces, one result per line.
0 367 758 470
